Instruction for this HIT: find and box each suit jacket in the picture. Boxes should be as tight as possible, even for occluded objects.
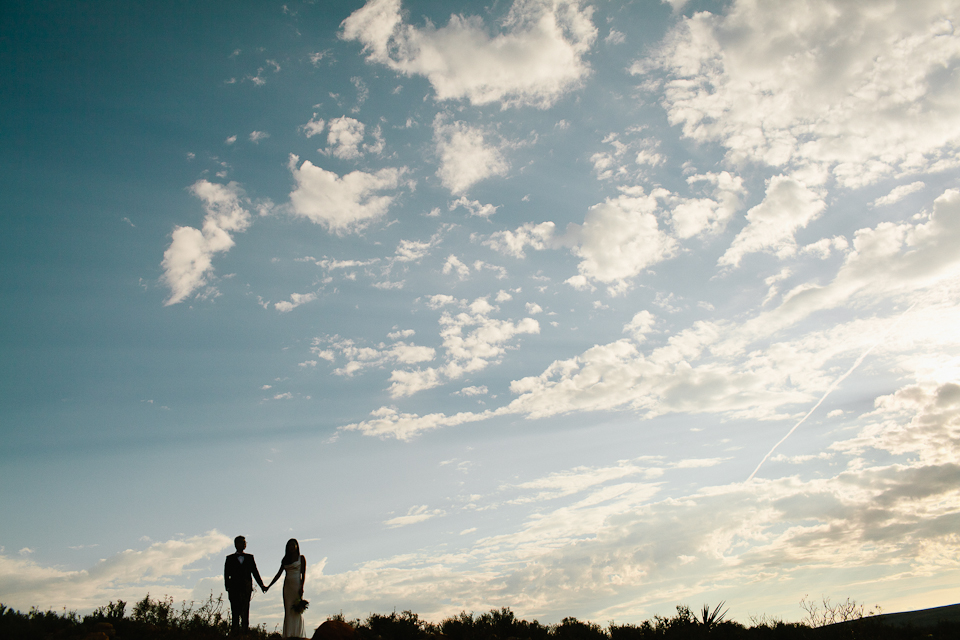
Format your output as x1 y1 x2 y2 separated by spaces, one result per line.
224 552 265 595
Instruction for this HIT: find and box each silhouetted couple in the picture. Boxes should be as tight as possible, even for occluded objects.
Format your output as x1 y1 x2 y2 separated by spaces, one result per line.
224 535 307 637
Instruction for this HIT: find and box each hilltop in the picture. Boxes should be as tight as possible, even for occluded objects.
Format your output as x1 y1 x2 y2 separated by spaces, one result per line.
3 594 960 640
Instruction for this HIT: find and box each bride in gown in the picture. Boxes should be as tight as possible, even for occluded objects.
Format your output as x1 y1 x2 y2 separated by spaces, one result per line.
266 538 307 638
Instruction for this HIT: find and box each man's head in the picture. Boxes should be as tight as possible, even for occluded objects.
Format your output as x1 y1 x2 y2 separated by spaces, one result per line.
234 536 246 552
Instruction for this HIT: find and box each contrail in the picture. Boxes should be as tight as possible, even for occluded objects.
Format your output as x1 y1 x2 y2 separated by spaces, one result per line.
746 304 917 482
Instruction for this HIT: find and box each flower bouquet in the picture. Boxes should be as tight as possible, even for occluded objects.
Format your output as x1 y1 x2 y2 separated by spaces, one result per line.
293 597 309 614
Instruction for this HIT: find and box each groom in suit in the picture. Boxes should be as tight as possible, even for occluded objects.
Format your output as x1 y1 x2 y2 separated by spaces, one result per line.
224 535 267 634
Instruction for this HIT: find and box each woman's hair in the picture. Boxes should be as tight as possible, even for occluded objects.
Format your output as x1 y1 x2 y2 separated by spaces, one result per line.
282 538 300 565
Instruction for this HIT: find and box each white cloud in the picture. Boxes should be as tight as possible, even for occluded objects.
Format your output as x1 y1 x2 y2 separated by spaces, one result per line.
224 135 237 145
457 385 488 397
437 301 540 378
483 178 740 291
392 238 436 263
450 196 499 218
485 222 556 258
0 531 230 611
482 190 960 425
352 76 369 110
275 292 317 313
434 117 509 194
354 246 960 441
745 188 960 334
590 132 665 180
562 189 677 295
315 334 436 378
326 116 366 159
329 295 540 401
800 236 849 260
837 381 960 466
318 383 960 620
647 0 960 186
340 405 490 440
873 181 926 207
667 171 745 239
426 294 458 310
386 297 541 399
605 29 625 45
623 310 656 342
161 181 253 306
317 257 381 270
287 155 406 233
391 343 438 364
634 142 665 167
301 114 326 138
473 260 508 279
508 459 650 504
718 175 825 268
384 505 445 528
388 367 443 397
341 0 597 108
365 125 385 155
249 130 269 143
442 254 471 279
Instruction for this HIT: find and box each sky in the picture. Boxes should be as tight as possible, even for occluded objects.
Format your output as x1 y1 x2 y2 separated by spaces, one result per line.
2 0 960 631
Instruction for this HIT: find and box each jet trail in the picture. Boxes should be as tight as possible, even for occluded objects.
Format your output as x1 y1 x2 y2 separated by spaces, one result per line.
747 304 917 482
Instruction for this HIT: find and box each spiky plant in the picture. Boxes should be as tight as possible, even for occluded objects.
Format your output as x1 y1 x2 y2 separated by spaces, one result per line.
698 602 728 629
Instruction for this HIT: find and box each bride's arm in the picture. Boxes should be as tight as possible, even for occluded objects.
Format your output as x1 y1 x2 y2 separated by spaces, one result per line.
266 566 283 590
299 555 306 596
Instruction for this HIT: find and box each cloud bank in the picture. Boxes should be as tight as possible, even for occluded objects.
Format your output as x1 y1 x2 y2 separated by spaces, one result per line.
341 0 597 108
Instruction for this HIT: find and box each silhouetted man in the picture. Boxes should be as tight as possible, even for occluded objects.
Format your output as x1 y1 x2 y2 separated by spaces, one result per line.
224 535 266 634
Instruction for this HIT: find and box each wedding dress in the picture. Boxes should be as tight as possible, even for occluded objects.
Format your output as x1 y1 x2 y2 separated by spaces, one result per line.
282 558 305 638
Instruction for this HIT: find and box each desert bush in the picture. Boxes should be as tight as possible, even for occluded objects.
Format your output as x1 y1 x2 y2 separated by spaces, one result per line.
90 598 127 621
441 607 551 640
798 596 879 628
440 610 479 640
552 616 608 640
125 592 248 636
0 593 280 639
0 604 80 639
132 593 178 628
609 605 752 640
364 609 437 640
6 594 960 640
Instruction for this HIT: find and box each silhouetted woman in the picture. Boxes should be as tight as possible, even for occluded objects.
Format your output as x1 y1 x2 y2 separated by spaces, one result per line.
266 538 306 637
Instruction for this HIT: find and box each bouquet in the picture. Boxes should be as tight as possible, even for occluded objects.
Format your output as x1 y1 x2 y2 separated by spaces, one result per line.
293 597 309 614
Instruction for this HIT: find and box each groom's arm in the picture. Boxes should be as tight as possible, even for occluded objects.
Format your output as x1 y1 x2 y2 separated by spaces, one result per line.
250 555 266 590
224 557 231 592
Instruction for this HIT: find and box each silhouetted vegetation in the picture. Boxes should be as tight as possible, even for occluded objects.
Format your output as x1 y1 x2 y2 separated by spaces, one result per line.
2 595 960 639
0 593 276 639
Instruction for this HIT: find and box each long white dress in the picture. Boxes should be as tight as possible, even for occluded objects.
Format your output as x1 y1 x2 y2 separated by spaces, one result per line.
282 558 305 638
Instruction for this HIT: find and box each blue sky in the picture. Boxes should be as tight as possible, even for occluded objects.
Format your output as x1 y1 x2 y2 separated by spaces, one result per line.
3 0 960 630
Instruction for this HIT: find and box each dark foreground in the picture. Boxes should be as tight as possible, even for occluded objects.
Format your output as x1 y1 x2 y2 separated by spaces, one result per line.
3 594 960 640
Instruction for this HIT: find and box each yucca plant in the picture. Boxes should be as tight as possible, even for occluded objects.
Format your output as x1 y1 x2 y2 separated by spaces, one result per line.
697 602 727 629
